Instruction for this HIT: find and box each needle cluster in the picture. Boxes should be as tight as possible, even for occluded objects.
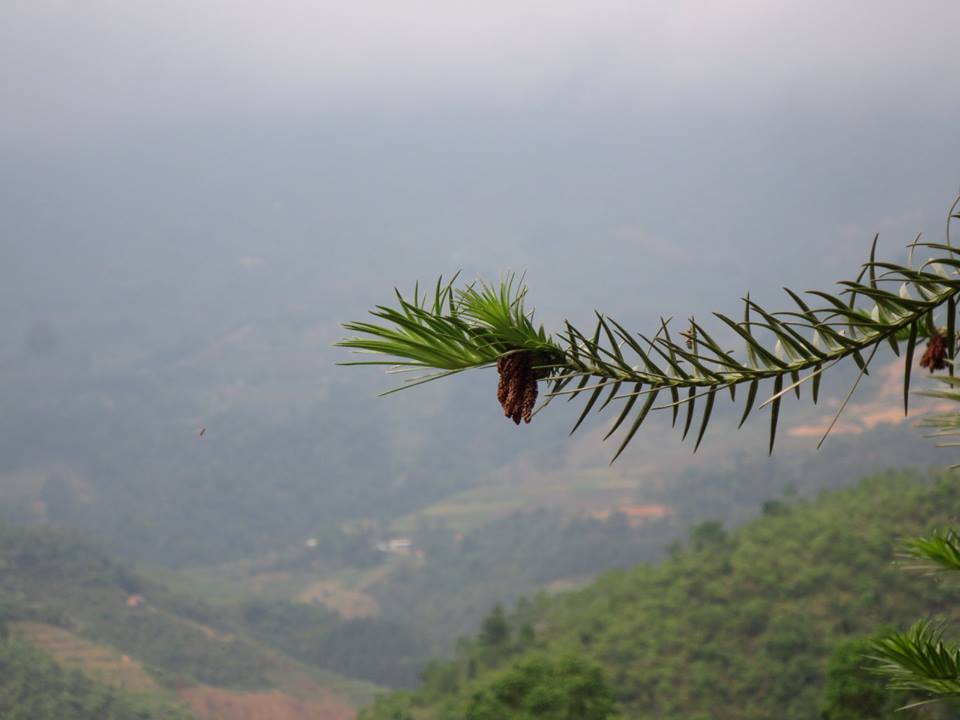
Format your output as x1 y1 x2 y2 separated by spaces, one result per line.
339 196 960 460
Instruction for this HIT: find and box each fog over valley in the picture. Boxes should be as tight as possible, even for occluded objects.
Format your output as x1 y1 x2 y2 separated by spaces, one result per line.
2 3 960 719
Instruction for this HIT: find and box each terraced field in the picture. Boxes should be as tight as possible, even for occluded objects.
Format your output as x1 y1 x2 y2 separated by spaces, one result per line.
13 621 160 693
14 620 376 720
392 459 649 532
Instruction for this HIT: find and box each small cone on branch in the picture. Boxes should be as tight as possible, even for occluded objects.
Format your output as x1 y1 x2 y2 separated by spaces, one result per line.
496 352 538 424
920 331 948 372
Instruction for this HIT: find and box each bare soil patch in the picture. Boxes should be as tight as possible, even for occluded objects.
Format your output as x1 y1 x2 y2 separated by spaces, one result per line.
181 686 356 720
297 581 379 619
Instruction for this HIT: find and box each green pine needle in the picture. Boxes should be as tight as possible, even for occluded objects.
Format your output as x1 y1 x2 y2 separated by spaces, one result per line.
339 196 960 460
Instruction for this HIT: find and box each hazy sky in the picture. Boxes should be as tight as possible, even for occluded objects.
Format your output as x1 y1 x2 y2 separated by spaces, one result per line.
3 2 958 137
2 1 959 476
4 0 959 340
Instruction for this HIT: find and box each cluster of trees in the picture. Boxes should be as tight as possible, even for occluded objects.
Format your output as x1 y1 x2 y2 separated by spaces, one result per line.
89 610 268 689
362 471 960 719
365 655 619 720
236 600 426 687
173 506 689 688
370 509 677 654
463 656 618 720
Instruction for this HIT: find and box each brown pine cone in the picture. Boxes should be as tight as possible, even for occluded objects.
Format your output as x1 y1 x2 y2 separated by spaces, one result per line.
496 352 538 424
920 332 948 372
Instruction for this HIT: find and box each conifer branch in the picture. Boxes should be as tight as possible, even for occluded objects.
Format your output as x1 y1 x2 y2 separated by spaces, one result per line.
339 197 960 458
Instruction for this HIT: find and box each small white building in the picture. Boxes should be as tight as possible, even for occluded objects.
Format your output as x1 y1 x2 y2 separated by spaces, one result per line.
375 537 414 555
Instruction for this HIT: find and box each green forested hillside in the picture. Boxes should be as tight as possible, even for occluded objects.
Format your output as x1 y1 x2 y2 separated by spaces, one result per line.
0 523 381 717
176 503 685 685
0 524 271 688
372 509 675 653
363 471 960 719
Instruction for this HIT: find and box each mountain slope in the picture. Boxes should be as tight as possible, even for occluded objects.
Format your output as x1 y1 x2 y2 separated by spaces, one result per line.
0 523 377 719
363 470 960 719
0 629 194 720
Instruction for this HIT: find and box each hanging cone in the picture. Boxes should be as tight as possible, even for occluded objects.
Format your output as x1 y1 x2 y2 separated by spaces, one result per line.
496 352 538 424
920 332 947 372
